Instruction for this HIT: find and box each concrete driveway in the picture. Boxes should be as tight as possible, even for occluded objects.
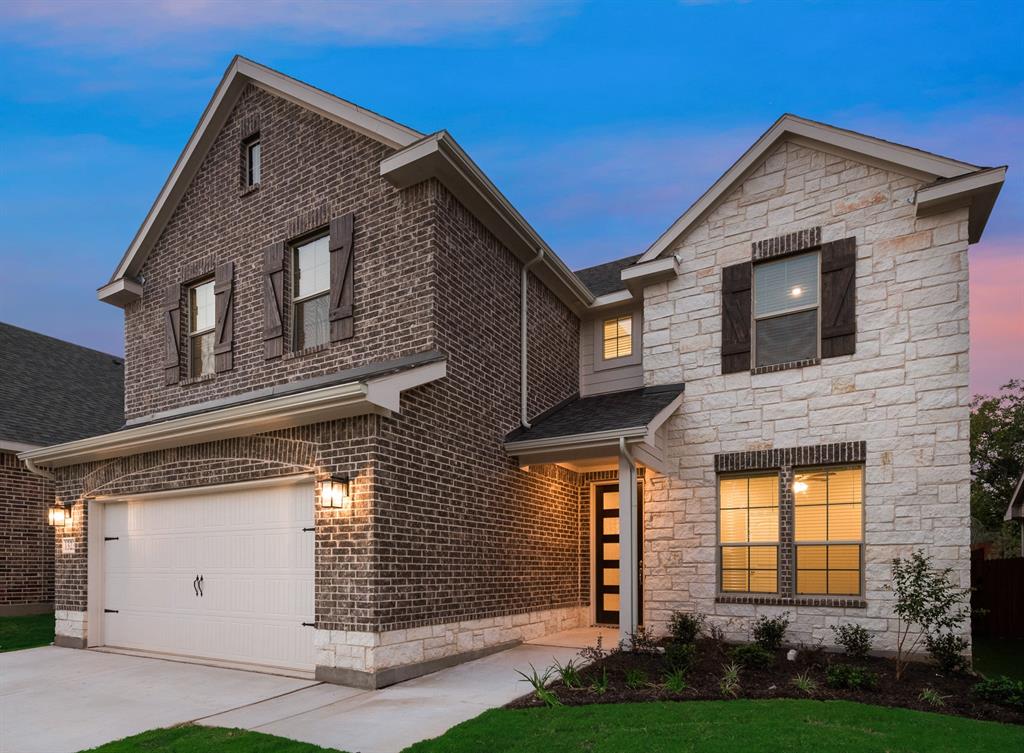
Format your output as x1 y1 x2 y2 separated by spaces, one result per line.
0 628 611 753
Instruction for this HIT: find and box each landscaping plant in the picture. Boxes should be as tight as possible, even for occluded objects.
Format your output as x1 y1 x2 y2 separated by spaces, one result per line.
791 671 818 696
578 636 606 664
719 662 742 697
625 667 649 690
623 626 658 654
515 664 562 707
667 611 705 644
919 687 950 708
663 640 696 673
825 663 879 691
831 622 873 661
752 612 790 651
971 676 1024 711
551 657 583 689
890 549 971 680
662 668 688 693
730 643 775 670
924 631 970 675
589 666 609 695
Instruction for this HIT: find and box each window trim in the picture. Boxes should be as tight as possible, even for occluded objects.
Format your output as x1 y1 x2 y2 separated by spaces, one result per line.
593 309 642 371
186 277 216 378
244 135 261 187
290 230 330 352
752 249 822 368
716 471 781 596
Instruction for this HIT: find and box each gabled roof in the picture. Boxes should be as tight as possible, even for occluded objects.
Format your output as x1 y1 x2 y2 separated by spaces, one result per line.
636 113 995 264
574 254 641 297
100 56 423 305
0 322 124 448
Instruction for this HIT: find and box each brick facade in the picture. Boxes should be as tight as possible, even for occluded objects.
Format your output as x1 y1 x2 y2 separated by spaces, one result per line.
0 451 54 614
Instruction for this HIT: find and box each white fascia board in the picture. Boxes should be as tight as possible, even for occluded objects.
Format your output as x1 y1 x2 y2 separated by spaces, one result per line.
105 56 423 296
0 440 44 454
504 426 648 456
622 256 679 294
97 277 144 308
637 114 981 264
20 360 445 468
381 132 595 314
643 391 685 445
587 289 636 313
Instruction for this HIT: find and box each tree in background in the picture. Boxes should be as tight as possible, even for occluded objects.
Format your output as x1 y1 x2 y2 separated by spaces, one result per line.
970 379 1024 558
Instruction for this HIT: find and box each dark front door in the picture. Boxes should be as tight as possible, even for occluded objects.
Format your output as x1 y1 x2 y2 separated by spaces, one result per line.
594 482 643 626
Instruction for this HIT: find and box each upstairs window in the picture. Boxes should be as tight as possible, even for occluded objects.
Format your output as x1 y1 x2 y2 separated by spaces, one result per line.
602 314 633 360
753 251 819 367
245 137 261 187
188 279 215 377
293 234 330 350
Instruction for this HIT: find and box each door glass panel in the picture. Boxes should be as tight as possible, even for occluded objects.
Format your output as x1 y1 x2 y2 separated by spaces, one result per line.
603 516 620 535
603 542 620 561
603 492 619 510
604 568 620 586
603 593 619 612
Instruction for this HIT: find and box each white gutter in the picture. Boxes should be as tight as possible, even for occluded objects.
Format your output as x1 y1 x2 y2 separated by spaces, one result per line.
23 456 55 481
520 249 545 428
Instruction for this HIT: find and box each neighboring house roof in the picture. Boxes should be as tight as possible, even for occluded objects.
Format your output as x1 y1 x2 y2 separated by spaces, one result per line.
505 384 685 444
1006 472 1024 522
0 322 124 449
574 255 642 297
635 113 1005 264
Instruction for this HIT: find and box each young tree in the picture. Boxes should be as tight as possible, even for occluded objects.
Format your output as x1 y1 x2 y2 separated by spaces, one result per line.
970 380 1024 557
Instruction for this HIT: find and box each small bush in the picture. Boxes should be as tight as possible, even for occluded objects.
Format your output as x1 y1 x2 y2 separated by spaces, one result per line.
971 676 1024 711
752 612 790 651
919 687 949 708
624 626 658 654
668 611 705 644
825 663 879 691
831 623 873 661
707 622 726 645
791 671 818 696
719 662 741 697
578 636 606 664
663 641 697 673
662 668 688 693
625 667 649 690
924 631 970 675
589 666 609 695
730 643 775 670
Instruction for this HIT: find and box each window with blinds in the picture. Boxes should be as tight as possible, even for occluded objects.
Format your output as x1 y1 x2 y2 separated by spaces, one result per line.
718 474 779 593
602 314 633 360
753 251 819 367
794 467 864 595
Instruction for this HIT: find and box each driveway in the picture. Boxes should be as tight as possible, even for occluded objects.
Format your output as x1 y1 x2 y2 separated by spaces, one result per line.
0 628 611 753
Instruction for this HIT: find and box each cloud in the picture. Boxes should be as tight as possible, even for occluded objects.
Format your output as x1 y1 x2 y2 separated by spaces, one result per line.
969 249 1024 396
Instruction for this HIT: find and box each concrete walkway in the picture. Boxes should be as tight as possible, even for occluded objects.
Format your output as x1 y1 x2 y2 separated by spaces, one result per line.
0 628 613 753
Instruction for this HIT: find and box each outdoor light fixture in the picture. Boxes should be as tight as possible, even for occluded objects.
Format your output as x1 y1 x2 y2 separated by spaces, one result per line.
48 501 73 528
793 480 808 494
321 475 350 509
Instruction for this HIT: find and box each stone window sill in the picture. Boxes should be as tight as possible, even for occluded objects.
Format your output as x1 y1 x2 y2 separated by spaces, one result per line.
716 594 866 609
751 357 821 376
283 343 330 361
180 373 217 387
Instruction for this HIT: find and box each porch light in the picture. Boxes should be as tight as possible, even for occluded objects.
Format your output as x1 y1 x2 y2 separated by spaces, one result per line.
48 502 72 528
321 475 350 508
793 480 808 494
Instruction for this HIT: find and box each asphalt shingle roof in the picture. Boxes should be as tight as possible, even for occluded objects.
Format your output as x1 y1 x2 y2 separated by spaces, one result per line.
0 323 124 447
573 254 641 297
506 383 684 443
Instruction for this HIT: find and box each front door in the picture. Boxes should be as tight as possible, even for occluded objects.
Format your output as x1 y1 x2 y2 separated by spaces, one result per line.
594 482 643 626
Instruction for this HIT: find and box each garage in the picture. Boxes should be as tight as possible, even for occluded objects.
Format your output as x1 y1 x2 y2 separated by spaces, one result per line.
98 479 316 672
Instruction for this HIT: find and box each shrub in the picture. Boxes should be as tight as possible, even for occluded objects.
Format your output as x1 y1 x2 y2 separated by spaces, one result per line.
791 671 818 696
578 636 606 664
730 643 775 670
825 663 879 691
662 668 688 693
707 622 726 645
831 623 873 661
719 662 741 697
625 668 649 690
924 631 970 675
516 664 562 707
663 641 697 673
589 666 609 695
668 611 705 644
551 657 583 689
624 626 658 654
919 687 949 708
971 676 1024 711
752 612 790 651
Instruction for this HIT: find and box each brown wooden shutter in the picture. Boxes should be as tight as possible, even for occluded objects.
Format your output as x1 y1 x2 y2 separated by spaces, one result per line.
262 242 286 359
820 237 857 358
329 212 355 343
163 283 182 385
721 261 752 373
213 261 234 373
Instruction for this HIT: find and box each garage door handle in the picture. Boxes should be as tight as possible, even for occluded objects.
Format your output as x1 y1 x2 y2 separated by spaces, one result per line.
198 575 204 597
193 575 200 596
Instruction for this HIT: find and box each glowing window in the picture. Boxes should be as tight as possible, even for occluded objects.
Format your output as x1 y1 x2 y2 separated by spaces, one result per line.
794 467 863 596
602 315 633 360
719 474 779 594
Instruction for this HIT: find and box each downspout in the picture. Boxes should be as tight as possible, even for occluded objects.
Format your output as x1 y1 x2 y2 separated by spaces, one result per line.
23 456 55 481
520 248 545 428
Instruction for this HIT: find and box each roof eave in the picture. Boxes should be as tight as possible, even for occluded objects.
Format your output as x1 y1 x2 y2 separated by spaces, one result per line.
915 166 1007 244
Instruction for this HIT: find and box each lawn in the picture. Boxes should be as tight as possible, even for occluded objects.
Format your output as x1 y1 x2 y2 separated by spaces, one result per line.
974 636 1024 681
0 612 54 652
80 700 1024 753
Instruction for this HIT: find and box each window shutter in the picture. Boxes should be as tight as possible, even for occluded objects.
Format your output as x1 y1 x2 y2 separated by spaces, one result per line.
262 241 286 359
163 283 181 385
329 212 355 343
820 237 856 358
213 261 234 373
721 261 752 374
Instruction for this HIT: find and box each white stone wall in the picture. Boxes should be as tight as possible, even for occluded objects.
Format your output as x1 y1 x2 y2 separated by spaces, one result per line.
55 609 87 640
641 140 971 651
315 605 586 674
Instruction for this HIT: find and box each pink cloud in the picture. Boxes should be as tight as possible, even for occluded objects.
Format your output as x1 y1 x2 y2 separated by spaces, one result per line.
969 247 1024 397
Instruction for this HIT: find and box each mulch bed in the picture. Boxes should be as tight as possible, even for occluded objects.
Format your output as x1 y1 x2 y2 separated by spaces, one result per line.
507 637 1024 725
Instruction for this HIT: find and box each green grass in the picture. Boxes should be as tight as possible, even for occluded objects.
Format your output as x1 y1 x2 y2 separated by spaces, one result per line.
405 700 1024 753
0 612 54 652
974 636 1024 681
80 725 347 752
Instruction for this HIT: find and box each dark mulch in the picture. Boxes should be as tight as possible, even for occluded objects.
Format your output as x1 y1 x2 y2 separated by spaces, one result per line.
507 638 1024 726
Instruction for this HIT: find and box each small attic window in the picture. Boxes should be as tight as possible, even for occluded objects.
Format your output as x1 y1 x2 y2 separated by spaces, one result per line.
245 136 261 187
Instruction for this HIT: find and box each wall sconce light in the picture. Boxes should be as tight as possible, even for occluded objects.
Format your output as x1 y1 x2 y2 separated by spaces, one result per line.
321 475 350 509
48 501 73 528
793 480 808 494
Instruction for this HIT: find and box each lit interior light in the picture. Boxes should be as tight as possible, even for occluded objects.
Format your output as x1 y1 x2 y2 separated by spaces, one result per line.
790 286 803 298
793 480 808 494
321 475 351 509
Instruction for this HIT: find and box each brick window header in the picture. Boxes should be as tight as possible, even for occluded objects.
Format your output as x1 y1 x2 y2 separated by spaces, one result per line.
715 441 866 473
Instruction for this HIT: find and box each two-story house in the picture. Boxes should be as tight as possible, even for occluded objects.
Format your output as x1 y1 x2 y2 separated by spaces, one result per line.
21 57 1006 688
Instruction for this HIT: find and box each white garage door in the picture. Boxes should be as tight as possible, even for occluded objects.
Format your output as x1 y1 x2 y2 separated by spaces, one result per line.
102 481 316 671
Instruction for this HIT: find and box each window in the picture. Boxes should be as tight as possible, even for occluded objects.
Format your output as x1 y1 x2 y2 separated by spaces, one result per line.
293 234 330 350
246 137 261 186
718 474 779 593
188 279 215 377
754 251 819 367
602 315 633 360
794 467 863 596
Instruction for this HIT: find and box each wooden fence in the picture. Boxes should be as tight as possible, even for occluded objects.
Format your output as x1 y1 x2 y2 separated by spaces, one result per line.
972 554 1024 639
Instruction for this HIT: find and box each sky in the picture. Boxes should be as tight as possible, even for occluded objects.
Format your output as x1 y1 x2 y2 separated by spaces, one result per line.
0 0 1021 396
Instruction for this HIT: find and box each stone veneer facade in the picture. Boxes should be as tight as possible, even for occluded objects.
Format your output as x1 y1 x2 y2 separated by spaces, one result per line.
641 139 971 651
0 451 54 615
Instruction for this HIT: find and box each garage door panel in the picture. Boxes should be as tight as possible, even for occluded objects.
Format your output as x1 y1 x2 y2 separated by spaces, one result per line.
102 481 315 671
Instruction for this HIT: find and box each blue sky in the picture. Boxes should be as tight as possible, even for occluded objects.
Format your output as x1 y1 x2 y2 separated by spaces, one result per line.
0 0 1021 394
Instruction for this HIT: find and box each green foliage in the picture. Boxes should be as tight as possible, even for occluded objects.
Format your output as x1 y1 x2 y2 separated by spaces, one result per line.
589 666 609 695
752 612 790 651
663 641 697 673
825 663 879 691
662 668 689 693
970 380 1024 556
578 636 606 664
730 643 775 670
623 626 658 654
830 623 873 661
551 657 583 689
624 667 649 690
515 664 562 707
971 676 1024 710
719 662 742 697
919 687 949 708
0 613 54 653
667 611 705 644
924 631 970 675
791 671 819 696
890 549 971 680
